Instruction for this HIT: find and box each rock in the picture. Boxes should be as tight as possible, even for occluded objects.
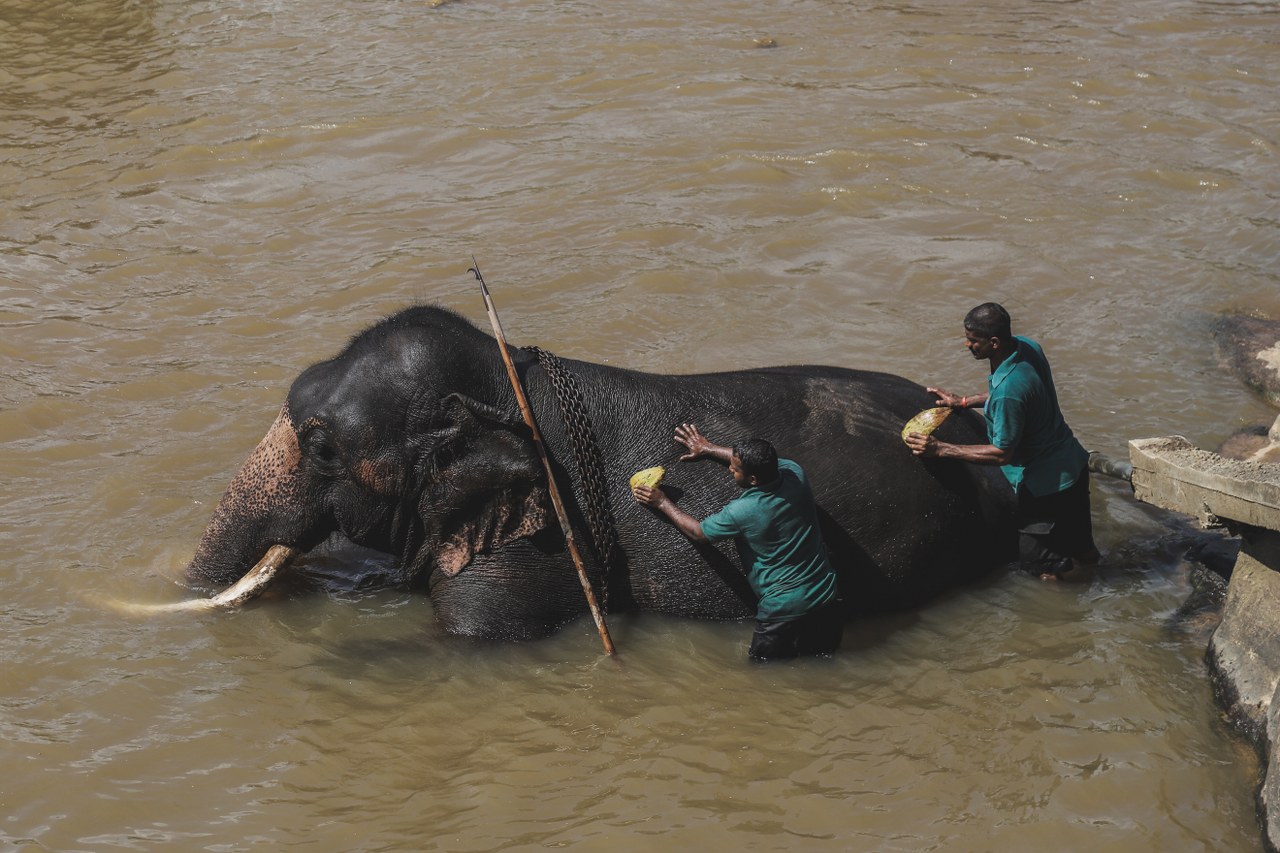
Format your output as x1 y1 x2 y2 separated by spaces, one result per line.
1219 414 1280 465
1207 528 1280 853
1248 441 1280 465
1215 315 1280 408
1129 431 1280 851
1186 534 1240 581
1171 538 1236 642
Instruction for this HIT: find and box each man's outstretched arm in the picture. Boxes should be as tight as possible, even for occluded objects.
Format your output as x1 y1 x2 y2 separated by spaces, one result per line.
903 432 1013 465
675 423 732 465
633 484 708 542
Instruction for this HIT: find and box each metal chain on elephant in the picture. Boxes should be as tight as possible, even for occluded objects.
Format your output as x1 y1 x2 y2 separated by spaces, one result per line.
524 346 621 611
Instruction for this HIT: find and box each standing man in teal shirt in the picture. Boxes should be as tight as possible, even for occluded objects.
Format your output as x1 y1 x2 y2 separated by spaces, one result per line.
904 303 1100 580
632 424 842 660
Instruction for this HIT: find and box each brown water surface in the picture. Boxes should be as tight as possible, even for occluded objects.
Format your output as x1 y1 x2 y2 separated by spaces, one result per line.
3 0 1278 850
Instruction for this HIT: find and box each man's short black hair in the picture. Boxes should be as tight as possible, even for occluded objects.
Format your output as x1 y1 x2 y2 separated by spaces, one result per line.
733 438 779 483
964 302 1013 342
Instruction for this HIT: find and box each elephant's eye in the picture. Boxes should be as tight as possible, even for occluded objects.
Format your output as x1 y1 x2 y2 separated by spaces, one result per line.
303 428 341 467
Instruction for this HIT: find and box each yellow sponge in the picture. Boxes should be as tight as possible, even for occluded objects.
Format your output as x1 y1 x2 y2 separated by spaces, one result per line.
629 466 666 490
901 407 953 443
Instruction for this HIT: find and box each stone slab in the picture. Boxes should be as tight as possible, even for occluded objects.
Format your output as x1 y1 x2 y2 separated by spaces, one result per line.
1207 529 1280 852
1126 436 1280 850
1208 533 1280 739
1129 436 1280 529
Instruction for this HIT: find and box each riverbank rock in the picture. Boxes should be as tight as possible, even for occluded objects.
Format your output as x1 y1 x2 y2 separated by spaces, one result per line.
1215 314 1280 408
1128 436 1280 851
1218 413 1280 465
1207 528 1280 852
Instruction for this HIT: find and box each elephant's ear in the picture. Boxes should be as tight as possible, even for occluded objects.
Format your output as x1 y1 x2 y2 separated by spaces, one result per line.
417 396 550 578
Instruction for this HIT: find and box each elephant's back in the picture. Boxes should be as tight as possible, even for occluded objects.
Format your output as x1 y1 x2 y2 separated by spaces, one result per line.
762 368 1012 611
638 363 967 452
558 362 1013 617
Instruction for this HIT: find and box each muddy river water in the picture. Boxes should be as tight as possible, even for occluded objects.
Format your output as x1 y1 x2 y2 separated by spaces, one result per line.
3 0 1279 850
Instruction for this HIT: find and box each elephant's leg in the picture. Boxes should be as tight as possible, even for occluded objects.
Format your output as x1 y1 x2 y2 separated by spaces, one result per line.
427 539 589 641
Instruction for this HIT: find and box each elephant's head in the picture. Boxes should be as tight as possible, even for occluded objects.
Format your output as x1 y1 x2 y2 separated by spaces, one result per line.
184 307 550 593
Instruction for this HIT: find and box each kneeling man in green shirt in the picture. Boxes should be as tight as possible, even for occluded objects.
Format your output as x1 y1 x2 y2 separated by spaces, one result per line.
632 423 842 661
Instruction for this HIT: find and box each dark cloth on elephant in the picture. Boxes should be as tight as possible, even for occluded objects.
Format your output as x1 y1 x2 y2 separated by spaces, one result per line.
698 459 839 622
1015 468 1096 576
749 598 843 661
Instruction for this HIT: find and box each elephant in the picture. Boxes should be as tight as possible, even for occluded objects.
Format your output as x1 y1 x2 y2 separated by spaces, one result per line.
180 304 1017 640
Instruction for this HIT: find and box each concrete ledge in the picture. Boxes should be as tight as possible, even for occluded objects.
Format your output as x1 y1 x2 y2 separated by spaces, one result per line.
1127 436 1280 850
1208 529 1280 852
1207 531 1280 741
1129 436 1280 529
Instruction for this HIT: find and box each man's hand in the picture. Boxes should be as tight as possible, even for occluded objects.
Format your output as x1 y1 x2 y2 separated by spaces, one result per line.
903 432 940 458
927 387 987 409
673 423 734 464
927 387 964 408
906 433 1014 466
633 481 706 541
674 423 718 462
632 483 669 510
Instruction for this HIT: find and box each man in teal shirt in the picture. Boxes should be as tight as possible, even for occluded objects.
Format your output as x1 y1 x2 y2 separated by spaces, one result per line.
632 424 841 660
904 302 1100 580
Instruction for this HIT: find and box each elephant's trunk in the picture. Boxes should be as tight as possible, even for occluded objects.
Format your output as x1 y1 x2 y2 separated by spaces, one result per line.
108 545 297 615
184 406 313 587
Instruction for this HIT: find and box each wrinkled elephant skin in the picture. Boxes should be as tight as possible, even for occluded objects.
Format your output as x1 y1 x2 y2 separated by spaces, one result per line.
184 305 1016 640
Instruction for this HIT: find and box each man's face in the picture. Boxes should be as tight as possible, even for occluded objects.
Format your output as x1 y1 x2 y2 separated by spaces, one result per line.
965 328 996 360
729 454 753 488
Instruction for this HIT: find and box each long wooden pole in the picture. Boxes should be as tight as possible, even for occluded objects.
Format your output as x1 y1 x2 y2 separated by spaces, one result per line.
469 261 616 656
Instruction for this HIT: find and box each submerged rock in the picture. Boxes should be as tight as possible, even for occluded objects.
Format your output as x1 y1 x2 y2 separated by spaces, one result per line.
1212 313 1280 465
1169 537 1236 642
1215 314 1280 408
1218 413 1280 465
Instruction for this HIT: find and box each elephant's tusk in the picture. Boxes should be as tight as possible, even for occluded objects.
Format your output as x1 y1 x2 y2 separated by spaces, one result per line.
107 545 298 615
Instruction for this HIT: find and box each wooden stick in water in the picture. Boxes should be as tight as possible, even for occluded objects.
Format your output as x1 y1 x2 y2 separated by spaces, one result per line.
469 260 617 656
